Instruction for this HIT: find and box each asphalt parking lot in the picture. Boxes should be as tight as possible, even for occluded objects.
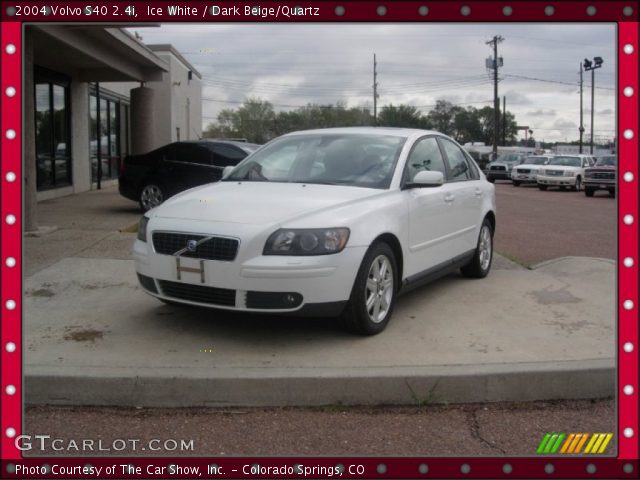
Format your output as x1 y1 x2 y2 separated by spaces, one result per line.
23 184 617 457
492 182 616 266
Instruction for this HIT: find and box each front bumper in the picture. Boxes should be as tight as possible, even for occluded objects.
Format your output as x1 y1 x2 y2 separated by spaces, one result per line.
134 238 365 316
511 172 538 183
486 170 511 180
537 175 577 187
584 179 615 189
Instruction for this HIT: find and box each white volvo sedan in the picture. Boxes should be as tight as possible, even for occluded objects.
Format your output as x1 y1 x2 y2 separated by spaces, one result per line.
134 128 496 335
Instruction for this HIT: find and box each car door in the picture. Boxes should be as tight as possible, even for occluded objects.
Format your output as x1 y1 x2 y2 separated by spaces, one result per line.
402 136 468 276
437 137 483 253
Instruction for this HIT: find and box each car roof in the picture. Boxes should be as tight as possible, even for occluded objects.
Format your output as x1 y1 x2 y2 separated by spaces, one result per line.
191 139 261 149
283 126 442 138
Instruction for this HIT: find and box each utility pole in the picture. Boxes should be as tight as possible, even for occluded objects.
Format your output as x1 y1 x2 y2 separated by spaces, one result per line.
590 68 595 154
373 53 378 126
502 96 506 146
486 35 503 159
579 63 584 153
583 57 603 155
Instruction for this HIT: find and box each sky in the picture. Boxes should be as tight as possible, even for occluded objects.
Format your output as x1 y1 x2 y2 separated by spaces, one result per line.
132 23 617 144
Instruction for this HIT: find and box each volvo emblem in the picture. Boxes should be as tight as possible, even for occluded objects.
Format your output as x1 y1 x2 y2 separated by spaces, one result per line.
186 239 198 252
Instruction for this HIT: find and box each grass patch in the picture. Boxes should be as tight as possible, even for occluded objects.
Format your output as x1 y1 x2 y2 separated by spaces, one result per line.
494 249 530 268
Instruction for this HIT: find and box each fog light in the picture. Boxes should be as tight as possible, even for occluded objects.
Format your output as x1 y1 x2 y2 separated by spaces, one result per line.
285 294 296 304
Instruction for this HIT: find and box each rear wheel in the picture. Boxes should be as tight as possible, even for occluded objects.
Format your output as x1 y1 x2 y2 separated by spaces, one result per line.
341 242 397 336
461 218 494 278
584 187 595 197
139 183 165 212
488 177 495 183
538 185 548 191
512 181 520 187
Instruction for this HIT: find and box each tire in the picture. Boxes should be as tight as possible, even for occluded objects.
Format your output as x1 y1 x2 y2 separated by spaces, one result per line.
584 188 595 197
488 177 495 183
512 181 520 187
461 218 494 279
341 242 398 336
139 183 165 212
608 189 616 197
538 185 547 191
574 176 582 191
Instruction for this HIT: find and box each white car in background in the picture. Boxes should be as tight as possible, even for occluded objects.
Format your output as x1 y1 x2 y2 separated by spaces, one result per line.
536 154 595 191
511 155 552 186
134 128 496 335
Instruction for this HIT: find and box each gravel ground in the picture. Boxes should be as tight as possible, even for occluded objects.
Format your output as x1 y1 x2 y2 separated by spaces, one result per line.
25 399 615 457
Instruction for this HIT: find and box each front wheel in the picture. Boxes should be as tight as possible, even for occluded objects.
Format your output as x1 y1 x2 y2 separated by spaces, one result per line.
461 219 494 278
341 243 397 336
487 177 495 183
512 181 521 187
538 184 548 191
584 187 595 197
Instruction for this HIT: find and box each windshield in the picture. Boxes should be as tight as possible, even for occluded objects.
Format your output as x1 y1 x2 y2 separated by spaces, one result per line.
496 153 526 164
224 134 407 189
595 156 616 166
549 156 581 167
524 156 549 165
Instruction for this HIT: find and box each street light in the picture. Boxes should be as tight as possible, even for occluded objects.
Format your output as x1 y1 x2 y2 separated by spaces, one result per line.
583 56 603 154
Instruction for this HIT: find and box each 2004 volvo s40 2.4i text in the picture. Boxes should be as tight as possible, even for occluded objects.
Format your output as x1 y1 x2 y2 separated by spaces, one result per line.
134 128 496 335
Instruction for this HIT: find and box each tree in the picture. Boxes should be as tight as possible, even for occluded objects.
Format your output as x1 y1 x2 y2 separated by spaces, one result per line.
425 100 462 136
378 104 424 128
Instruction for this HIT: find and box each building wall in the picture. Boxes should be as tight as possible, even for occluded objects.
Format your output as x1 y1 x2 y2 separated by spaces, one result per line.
146 49 202 146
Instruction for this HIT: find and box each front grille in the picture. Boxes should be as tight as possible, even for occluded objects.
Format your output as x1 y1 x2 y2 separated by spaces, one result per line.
490 165 506 171
158 280 236 306
516 169 531 174
137 273 158 294
545 170 564 176
153 232 239 261
246 291 303 309
591 172 615 180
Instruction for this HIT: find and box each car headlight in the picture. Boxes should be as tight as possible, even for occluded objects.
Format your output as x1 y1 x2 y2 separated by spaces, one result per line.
564 170 576 177
137 216 149 242
264 228 350 255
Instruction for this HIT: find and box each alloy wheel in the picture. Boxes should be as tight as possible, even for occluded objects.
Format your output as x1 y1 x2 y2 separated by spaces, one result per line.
364 254 394 324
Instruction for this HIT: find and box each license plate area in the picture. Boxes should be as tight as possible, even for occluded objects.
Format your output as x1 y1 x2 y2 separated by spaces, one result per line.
176 257 205 283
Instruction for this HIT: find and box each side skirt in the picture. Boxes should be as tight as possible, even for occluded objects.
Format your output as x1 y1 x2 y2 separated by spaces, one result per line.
399 249 476 296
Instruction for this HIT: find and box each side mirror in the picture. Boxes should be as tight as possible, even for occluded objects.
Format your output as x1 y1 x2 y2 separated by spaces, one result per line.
222 166 235 178
405 170 444 189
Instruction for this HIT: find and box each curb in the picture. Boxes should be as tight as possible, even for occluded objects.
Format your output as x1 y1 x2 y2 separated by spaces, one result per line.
26 359 614 407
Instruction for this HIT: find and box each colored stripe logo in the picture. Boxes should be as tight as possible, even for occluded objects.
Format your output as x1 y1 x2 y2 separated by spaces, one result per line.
537 433 613 454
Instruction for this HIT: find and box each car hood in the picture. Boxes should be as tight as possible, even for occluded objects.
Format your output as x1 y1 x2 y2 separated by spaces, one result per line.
544 165 582 171
514 163 544 169
152 181 382 225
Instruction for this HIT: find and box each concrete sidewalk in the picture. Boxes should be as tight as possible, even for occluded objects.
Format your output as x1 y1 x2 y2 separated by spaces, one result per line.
24 256 615 407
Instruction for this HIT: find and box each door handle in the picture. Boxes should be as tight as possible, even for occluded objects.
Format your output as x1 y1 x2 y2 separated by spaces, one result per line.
444 193 455 203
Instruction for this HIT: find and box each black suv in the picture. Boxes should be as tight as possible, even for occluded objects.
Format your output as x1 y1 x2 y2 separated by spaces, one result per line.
119 140 259 211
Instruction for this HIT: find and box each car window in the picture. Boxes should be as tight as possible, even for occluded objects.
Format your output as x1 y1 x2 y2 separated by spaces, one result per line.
211 144 248 167
439 138 471 181
404 137 447 184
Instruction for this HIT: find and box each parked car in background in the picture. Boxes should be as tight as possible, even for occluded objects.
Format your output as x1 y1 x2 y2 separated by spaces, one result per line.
134 127 496 335
536 154 595 191
511 155 552 186
485 152 530 183
119 140 260 211
584 155 616 197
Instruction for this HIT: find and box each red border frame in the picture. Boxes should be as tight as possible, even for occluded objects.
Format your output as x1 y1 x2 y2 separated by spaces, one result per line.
1 2 638 478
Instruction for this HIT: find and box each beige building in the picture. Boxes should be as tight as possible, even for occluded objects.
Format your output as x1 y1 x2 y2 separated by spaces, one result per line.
25 25 202 231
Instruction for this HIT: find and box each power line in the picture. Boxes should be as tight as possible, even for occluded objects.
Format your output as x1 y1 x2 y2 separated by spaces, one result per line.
504 73 614 91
